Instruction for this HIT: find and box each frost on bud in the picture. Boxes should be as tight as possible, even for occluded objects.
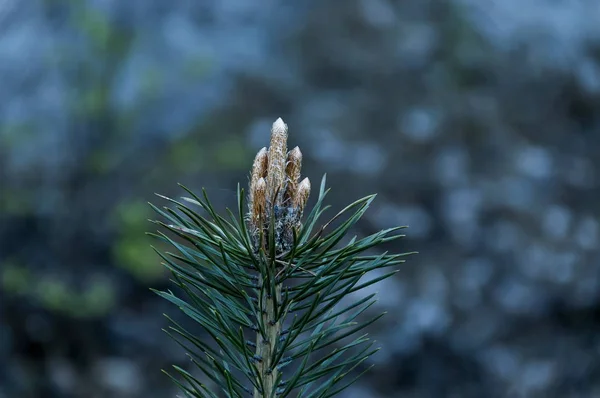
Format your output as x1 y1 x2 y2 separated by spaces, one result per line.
294 177 311 211
248 148 268 218
284 146 302 205
250 148 268 188
251 178 267 225
267 118 288 205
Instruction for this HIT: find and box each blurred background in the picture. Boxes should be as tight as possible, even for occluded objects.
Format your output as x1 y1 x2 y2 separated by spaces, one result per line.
1 0 600 397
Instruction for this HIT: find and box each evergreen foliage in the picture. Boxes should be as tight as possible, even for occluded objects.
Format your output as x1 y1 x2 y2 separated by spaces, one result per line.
148 118 415 397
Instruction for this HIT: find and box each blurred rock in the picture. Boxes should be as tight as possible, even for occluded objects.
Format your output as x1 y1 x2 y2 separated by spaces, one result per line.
93 358 142 395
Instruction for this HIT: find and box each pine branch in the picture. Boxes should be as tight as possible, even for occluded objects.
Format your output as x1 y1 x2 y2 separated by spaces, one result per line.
148 117 416 397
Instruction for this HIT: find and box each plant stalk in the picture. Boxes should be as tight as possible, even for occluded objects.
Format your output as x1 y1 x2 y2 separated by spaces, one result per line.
254 276 283 398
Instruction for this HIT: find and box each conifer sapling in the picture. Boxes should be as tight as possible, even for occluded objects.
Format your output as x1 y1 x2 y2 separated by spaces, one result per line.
149 118 414 397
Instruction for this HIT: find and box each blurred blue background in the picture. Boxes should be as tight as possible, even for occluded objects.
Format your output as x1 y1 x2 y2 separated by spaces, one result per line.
1 0 600 397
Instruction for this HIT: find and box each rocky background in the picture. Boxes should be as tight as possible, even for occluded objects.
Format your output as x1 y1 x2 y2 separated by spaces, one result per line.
1 0 600 397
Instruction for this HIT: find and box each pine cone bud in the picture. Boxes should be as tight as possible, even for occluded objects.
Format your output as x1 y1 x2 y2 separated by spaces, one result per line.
251 177 267 228
294 177 311 211
249 148 268 216
285 146 302 204
267 118 288 205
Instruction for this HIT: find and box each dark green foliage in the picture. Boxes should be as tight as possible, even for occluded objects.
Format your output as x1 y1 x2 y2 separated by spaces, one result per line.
149 175 414 397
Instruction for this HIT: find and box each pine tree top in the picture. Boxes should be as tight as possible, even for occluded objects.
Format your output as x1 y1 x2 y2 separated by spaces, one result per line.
148 118 416 398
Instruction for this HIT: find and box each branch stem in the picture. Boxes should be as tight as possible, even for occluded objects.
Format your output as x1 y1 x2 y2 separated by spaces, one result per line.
254 275 283 398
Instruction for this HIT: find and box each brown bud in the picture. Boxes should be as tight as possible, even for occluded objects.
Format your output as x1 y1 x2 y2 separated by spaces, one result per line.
251 147 268 181
284 146 302 204
248 147 268 219
294 177 311 211
267 118 288 205
251 177 267 227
